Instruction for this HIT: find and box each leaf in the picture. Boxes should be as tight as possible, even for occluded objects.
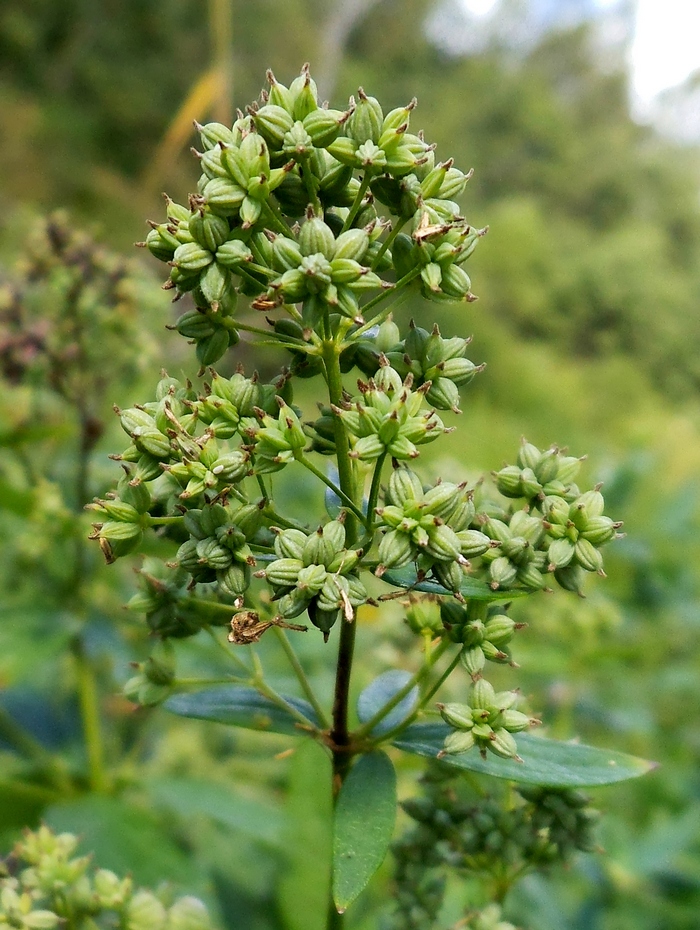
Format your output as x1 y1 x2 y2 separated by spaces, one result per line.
0 777 57 832
393 724 656 787
145 776 285 847
164 686 320 736
332 751 397 913
381 566 530 601
356 670 419 736
44 795 205 890
277 742 332 930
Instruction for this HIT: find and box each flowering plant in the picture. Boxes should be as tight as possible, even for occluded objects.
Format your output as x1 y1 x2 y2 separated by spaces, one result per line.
91 65 653 926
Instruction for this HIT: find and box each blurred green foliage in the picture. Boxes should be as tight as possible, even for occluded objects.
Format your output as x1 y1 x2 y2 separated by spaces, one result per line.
1 1 700 928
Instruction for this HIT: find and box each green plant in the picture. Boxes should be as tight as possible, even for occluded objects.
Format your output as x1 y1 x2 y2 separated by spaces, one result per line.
0 825 215 930
91 65 654 927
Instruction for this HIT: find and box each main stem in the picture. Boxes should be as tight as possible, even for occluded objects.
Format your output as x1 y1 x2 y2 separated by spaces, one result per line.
323 339 359 793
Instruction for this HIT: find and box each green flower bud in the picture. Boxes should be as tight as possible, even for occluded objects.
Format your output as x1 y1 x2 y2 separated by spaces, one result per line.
289 64 319 121
297 563 328 594
501 710 532 733
377 528 415 572
173 242 214 273
574 538 604 573
307 600 338 640
461 645 486 677
404 595 442 635
347 89 383 144
216 238 253 268
217 562 250 597
439 264 471 299
488 728 519 760
199 262 231 306
431 558 465 594
547 538 575 570
196 328 233 366
441 729 476 755
517 440 542 471
267 69 294 112
197 121 234 151
554 564 586 595
253 104 295 147
299 214 336 259
175 310 216 339
167 897 212 930
420 262 442 293
189 209 229 251
264 558 304 587
303 108 347 147
201 178 246 215
438 702 474 729
581 515 619 545
125 890 167 930
239 195 262 228
145 225 178 262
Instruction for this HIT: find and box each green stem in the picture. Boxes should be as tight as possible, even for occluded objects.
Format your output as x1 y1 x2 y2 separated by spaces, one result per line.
263 200 295 237
294 451 367 527
359 452 387 549
299 156 323 215
369 643 462 745
371 218 408 271
273 627 330 728
357 265 422 320
145 514 184 527
263 505 309 532
0 705 55 767
205 625 254 675
355 639 451 740
340 172 372 234
71 637 109 793
173 676 247 688
322 339 360 774
252 659 320 732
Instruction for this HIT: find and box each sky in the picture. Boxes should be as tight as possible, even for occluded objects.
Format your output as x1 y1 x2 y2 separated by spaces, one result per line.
461 0 700 105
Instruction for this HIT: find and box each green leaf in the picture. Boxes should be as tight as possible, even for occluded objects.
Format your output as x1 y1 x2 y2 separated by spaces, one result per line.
164 686 319 735
393 724 656 787
356 670 418 736
145 776 285 848
44 795 205 890
381 566 530 601
332 750 397 913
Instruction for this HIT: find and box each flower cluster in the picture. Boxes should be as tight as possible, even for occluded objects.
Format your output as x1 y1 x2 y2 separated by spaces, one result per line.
390 764 598 929
255 519 367 638
375 464 490 593
437 679 538 762
140 64 481 368
440 600 525 674
333 364 447 462
0 827 214 930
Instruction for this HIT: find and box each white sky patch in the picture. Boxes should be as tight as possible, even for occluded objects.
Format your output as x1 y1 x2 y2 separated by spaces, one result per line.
631 0 700 103
461 0 498 15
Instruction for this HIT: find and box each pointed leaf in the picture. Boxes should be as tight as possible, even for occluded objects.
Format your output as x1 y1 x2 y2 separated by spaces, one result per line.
381 566 530 601
393 724 656 787
333 751 397 913
164 686 319 735
357 670 419 736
